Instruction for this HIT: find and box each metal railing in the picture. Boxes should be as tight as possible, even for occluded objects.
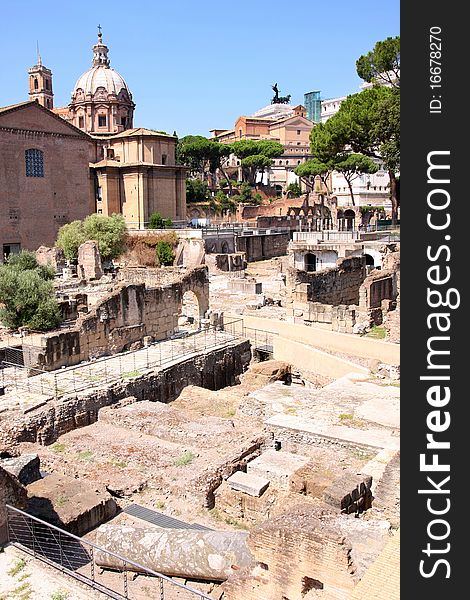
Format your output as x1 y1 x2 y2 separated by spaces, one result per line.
6 504 213 600
1 322 245 400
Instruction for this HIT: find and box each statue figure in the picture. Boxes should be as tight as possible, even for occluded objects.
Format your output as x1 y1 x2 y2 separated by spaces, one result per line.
271 84 291 105
271 83 279 104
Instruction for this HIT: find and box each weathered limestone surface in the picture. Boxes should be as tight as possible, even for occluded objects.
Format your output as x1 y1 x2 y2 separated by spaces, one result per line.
0 466 28 546
322 474 373 514
95 524 253 581
0 339 251 450
27 474 117 536
247 450 310 490
227 471 270 497
24 266 210 371
78 240 103 280
222 502 392 600
241 360 291 388
0 454 41 485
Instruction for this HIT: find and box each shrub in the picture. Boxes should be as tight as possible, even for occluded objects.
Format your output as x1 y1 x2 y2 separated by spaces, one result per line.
174 451 194 466
286 182 302 197
156 241 175 266
55 220 86 261
186 179 210 203
0 252 61 331
56 214 127 261
83 213 127 260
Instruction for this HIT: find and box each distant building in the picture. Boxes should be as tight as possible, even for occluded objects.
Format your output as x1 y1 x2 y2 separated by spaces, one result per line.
0 101 92 259
210 104 314 191
304 91 321 123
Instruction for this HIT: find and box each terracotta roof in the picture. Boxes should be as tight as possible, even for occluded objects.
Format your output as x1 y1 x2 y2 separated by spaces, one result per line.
110 127 175 139
0 100 90 139
0 101 35 114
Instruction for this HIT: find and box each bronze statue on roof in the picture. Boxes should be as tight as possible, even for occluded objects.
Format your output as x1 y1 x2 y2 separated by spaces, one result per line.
271 83 291 105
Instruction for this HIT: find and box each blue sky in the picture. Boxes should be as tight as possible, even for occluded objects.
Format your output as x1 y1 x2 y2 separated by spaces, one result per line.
2 0 399 136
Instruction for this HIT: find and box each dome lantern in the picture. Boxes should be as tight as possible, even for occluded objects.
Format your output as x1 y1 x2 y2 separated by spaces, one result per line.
68 27 135 135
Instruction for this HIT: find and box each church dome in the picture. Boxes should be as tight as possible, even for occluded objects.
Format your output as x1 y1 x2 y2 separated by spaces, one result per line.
68 29 135 135
73 65 130 97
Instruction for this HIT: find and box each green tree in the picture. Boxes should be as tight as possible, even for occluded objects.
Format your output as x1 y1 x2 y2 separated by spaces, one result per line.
294 159 334 197
55 220 86 261
0 252 61 331
230 140 283 184
240 154 273 185
334 153 379 205
56 214 128 261
356 36 400 88
83 214 127 260
148 212 170 229
286 182 302 197
186 179 210 203
155 241 175 266
328 87 400 222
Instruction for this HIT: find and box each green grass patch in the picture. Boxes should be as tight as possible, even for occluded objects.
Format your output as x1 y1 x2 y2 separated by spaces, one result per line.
55 494 68 507
77 450 94 462
7 558 26 577
174 451 195 466
50 591 70 600
111 458 127 469
364 325 386 339
209 508 247 529
11 582 32 599
51 442 66 453
122 370 141 379
155 500 165 509
339 413 353 421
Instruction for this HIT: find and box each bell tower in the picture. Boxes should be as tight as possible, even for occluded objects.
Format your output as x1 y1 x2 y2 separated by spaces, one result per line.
28 47 54 109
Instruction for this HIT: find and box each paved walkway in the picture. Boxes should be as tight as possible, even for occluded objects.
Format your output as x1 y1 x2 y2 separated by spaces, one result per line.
1 329 238 412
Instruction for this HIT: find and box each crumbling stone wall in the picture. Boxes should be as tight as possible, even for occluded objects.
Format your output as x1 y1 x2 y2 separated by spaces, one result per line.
0 466 28 546
223 503 358 600
289 256 366 307
236 233 290 262
0 339 251 450
24 267 210 371
35 246 66 273
205 253 246 274
78 240 103 280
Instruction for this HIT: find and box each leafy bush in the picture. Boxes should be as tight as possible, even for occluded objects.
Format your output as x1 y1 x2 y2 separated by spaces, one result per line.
55 220 86 261
56 214 127 261
0 252 61 331
186 178 210 203
156 241 175 266
83 213 127 260
148 212 173 229
286 182 302 197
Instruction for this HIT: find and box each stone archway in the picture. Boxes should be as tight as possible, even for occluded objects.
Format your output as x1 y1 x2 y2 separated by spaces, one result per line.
344 209 355 231
179 290 200 331
305 253 317 272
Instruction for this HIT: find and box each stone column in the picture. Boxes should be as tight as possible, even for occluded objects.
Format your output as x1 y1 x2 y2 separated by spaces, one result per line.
94 524 253 581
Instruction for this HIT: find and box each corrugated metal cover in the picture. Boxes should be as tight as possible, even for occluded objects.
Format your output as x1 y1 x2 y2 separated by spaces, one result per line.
123 504 212 531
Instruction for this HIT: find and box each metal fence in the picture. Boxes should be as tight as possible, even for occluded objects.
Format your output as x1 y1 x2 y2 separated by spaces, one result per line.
1 323 244 400
1 319 272 401
6 504 213 600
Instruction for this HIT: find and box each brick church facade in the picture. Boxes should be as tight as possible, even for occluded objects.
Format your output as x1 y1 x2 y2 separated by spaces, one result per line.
0 29 186 260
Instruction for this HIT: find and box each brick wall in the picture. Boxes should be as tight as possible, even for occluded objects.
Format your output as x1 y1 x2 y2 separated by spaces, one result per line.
24 268 209 371
289 257 366 306
236 233 290 262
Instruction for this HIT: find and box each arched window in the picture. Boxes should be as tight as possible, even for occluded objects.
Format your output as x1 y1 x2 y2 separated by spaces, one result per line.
25 149 44 177
34 78 38 90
